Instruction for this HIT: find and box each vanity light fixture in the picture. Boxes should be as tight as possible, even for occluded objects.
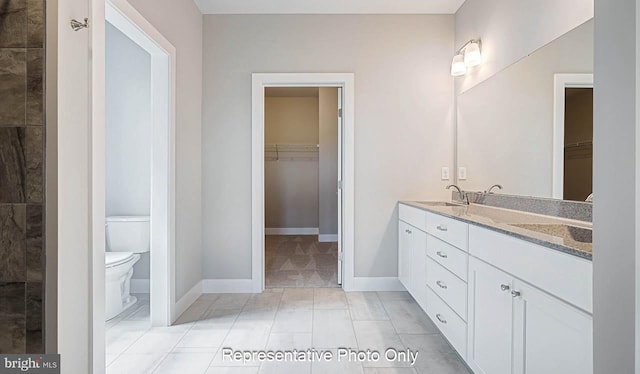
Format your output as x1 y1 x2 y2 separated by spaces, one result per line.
451 39 482 76
451 54 467 76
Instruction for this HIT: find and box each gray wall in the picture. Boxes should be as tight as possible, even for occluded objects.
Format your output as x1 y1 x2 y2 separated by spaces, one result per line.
128 0 203 300
0 0 45 353
105 23 152 280
202 15 455 279
319 87 339 237
593 1 637 372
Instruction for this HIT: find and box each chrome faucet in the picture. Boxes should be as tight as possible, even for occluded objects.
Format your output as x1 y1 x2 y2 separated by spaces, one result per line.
486 184 503 194
446 184 469 205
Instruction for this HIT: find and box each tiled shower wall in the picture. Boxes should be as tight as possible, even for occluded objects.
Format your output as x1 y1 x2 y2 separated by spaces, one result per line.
0 0 45 353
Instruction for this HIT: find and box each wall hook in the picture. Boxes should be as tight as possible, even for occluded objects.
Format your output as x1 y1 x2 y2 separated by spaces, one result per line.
70 18 89 31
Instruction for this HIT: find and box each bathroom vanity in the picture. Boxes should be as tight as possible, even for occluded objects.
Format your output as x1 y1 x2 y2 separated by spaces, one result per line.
398 201 593 374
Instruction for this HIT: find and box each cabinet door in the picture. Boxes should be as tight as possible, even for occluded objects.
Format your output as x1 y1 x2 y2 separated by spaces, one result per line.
410 229 427 310
468 258 514 374
512 280 593 374
398 221 412 291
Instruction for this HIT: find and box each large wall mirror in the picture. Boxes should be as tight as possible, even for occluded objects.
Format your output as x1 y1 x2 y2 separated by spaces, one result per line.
456 20 593 202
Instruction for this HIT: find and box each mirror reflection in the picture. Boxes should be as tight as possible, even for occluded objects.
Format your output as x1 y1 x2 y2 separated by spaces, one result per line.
456 20 593 202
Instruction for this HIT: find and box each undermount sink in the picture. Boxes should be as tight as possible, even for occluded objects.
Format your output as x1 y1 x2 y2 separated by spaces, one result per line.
509 223 592 243
416 201 462 207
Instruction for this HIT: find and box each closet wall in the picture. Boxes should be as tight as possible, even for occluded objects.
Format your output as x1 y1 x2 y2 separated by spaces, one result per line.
264 89 339 238
264 96 320 230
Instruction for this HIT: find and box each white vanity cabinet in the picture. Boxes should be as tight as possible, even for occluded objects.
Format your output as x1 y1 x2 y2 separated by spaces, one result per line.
512 280 593 374
398 220 413 288
399 203 470 358
467 258 593 374
398 202 593 374
398 219 427 309
467 258 517 374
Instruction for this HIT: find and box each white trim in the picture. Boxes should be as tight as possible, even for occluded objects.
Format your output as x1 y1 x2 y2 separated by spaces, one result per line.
90 1 106 373
347 277 406 292
265 227 319 235
131 279 151 294
202 279 255 293
174 280 203 320
252 73 356 294
552 74 594 199
318 234 338 242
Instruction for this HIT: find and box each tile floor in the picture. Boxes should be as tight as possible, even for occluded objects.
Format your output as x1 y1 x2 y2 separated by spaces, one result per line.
106 289 470 374
265 235 340 288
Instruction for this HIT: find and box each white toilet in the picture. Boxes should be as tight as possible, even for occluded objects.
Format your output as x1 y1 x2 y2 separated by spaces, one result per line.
105 215 150 320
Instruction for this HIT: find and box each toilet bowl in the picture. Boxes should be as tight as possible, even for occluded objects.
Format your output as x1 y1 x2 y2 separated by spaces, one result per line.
105 252 140 320
105 216 150 320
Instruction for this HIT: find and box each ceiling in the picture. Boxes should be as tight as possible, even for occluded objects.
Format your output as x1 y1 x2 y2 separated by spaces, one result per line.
195 0 466 15
265 87 319 97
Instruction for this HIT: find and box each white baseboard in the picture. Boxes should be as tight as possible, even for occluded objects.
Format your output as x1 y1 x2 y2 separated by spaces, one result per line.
195 277 403 295
174 280 203 322
265 227 319 235
318 234 338 242
345 277 406 292
202 279 255 293
131 279 150 294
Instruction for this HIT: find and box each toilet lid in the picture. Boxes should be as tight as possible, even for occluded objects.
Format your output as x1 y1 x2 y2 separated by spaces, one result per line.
105 252 135 268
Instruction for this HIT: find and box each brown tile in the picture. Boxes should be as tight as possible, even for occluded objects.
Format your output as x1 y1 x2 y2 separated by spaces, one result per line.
0 0 27 47
24 127 42 203
25 204 41 281
0 204 26 282
25 49 43 125
26 0 43 47
25 282 41 353
0 282 26 353
0 127 26 202
0 49 26 125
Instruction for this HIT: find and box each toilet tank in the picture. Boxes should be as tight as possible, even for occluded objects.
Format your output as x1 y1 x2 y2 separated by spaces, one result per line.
106 216 150 253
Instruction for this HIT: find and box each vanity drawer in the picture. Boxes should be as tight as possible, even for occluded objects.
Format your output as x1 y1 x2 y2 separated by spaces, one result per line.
425 212 468 251
399 204 427 231
427 235 468 281
426 257 467 321
426 287 467 358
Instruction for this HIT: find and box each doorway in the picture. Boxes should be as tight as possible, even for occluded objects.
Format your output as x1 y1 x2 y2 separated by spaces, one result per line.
98 0 176 370
563 87 593 201
263 87 340 288
552 74 594 200
251 74 355 292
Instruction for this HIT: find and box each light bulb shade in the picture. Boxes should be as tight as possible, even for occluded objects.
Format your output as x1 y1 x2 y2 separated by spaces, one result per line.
451 54 467 76
464 41 482 67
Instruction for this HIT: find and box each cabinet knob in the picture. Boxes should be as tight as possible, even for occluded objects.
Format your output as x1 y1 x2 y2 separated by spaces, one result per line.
436 314 447 324
436 280 448 289
436 251 448 259
436 225 448 232
500 284 510 292
511 290 521 298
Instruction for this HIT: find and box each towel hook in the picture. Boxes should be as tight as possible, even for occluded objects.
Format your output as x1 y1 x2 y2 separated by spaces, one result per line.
71 18 89 31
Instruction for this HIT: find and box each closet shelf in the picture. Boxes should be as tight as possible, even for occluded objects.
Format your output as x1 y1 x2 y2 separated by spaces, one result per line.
265 143 319 161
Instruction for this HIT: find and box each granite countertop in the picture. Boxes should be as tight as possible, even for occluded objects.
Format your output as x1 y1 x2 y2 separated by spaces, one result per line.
400 201 593 260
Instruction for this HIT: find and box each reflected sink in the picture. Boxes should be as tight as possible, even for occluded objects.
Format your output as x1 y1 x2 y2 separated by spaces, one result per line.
509 223 592 243
415 201 462 207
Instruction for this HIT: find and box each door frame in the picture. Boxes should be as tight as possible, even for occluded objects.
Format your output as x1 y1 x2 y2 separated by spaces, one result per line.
94 0 176 371
552 73 594 199
251 73 355 292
